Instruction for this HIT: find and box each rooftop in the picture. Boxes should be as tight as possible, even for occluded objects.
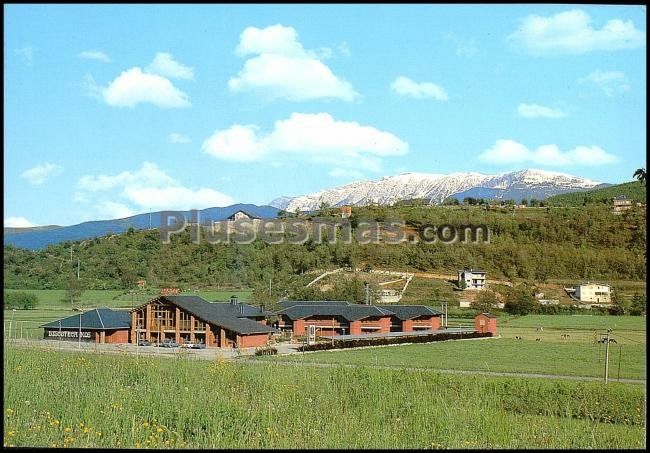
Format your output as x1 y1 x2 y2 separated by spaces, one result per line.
41 308 131 330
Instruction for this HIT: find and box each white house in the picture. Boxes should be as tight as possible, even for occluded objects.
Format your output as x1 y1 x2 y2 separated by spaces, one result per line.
575 283 611 304
458 269 486 290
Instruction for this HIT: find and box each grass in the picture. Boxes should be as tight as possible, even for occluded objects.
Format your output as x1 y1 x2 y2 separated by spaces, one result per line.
264 338 646 380
265 316 646 381
3 346 645 449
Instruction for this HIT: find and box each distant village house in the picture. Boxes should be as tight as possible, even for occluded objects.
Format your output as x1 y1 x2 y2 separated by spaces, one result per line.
458 269 486 290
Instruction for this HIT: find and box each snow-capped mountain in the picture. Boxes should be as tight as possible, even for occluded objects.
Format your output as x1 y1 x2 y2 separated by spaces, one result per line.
279 169 605 212
269 196 294 210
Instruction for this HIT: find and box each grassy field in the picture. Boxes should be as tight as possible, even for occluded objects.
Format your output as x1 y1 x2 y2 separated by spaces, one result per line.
3 346 645 449
266 339 646 380
263 314 646 380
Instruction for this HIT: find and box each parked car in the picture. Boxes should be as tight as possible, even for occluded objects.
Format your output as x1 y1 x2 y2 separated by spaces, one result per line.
158 339 179 348
180 341 206 349
138 339 151 346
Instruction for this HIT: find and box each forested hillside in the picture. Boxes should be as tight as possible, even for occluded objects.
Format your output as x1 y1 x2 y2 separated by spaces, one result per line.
546 181 645 206
3 204 646 299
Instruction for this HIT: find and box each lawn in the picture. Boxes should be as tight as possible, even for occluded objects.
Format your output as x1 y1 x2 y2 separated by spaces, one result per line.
265 338 646 380
3 346 645 449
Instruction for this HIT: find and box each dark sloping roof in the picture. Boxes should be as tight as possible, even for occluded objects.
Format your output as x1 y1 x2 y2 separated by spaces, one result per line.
277 300 351 310
211 301 270 317
41 308 131 330
379 305 442 320
275 304 392 322
162 296 277 335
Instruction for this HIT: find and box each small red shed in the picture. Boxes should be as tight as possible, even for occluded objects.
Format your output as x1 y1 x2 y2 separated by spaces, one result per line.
474 312 497 335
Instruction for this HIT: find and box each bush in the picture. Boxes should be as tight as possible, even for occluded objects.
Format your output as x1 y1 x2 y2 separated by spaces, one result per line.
254 347 278 356
297 331 492 352
4 291 38 309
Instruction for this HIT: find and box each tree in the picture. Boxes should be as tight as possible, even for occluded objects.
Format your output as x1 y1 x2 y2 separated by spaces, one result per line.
633 168 646 186
65 277 84 308
503 285 538 315
4 291 38 310
471 290 500 312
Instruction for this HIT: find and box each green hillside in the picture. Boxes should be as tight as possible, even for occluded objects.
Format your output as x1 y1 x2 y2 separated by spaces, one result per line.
546 181 646 207
3 204 646 302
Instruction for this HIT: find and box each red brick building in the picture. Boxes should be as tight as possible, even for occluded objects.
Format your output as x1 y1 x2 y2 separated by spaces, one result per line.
130 295 277 348
474 312 498 335
274 301 442 337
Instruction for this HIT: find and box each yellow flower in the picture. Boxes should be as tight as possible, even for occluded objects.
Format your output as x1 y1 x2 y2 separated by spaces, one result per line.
96 432 102 437
142 421 149 427
156 427 163 433
6 408 14 415
7 431 15 437
83 427 91 434
64 427 72 433
135 443 141 448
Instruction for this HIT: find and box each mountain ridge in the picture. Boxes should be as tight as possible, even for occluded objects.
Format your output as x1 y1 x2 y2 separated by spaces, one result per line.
278 168 606 212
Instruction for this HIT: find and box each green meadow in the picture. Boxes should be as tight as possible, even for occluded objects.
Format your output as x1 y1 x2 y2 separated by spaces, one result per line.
3 346 645 449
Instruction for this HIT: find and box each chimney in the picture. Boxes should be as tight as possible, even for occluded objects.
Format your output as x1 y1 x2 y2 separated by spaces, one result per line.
239 304 244 315
230 295 238 305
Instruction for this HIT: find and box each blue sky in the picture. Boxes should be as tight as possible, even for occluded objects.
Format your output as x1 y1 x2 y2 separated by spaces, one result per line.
4 4 647 227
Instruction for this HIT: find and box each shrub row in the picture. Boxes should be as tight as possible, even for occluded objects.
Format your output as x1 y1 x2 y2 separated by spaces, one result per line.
297 331 492 351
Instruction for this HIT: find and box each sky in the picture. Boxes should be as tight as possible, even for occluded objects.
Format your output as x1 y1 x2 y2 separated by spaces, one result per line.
4 4 647 227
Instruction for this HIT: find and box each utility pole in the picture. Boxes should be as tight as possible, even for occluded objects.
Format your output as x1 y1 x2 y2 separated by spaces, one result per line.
77 258 80 280
604 329 612 384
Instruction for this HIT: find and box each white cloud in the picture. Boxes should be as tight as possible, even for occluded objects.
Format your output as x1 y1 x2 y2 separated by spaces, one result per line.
101 67 190 108
509 9 646 55
146 52 194 80
202 125 265 162
21 163 63 185
517 103 567 119
4 217 38 228
229 24 358 101
579 70 630 97
478 139 617 167
168 132 191 144
79 50 111 62
203 112 407 172
97 201 135 219
77 162 234 216
391 76 449 101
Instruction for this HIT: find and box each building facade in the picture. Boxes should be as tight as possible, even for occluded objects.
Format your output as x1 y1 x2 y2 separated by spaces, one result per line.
575 283 611 304
130 295 277 348
474 312 498 335
274 301 442 338
458 269 486 290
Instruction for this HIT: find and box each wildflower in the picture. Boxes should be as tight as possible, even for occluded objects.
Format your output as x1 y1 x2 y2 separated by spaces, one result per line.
51 444 57 448
96 432 102 437
156 427 163 433
83 427 91 434
6 409 14 416
142 421 149 427
135 443 141 448
7 431 15 437
64 427 72 433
